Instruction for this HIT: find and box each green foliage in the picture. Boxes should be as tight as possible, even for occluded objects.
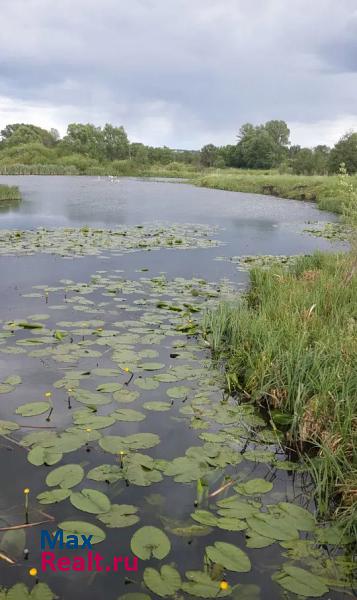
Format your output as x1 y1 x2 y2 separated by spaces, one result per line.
203 252 357 536
0 185 21 202
194 170 357 214
1 118 354 176
329 132 357 174
339 163 357 251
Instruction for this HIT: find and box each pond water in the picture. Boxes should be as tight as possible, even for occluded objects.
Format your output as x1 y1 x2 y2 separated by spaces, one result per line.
0 177 352 600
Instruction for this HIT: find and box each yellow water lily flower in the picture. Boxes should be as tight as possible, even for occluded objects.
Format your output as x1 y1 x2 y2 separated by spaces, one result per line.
29 568 38 577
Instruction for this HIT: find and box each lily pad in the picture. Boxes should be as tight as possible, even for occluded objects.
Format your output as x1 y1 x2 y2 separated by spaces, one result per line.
113 389 140 403
166 386 190 399
98 504 139 528
6 582 56 600
272 564 329 597
37 488 71 504
4 375 22 385
72 413 116 430
130 526 171 560
70 488 111 514
191 510 218 526
182 571 231 597
87 464 123 483
15 402 51 417
247 512 299 541
46 464 84 489
97 382 122 393
27 446 63 466
111 408 146 422
235 479 273 496
139 362 165 371
277 502 315 531
99 433 160 453
134 377 160 390
205 541 251 572
143 565 181 597
0 419 20 435
143 401 172 411
58 520 106 544
0 380 16 393
118 595 151 600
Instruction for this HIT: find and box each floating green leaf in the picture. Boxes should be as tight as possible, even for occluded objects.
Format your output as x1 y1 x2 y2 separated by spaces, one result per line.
113 389 140 403
27 446 63 466
166 386 189 398
118 595 151 600
191 510 218 526
130 526 170 560
0 419 19 435
272 564 329 597
72 413 115 430
111 408 146 422
58 520 106 544
15 402 51 417
6 582 56 600
134 377 160 390
99 433 160 453
97 382 122 393
205 541 251 572
246 512 299 541
139 362 165 371
70 488 111 514
143 401 172 411
235 479 273 496
276 502 315 531
4 375 22 385
182 571 231 597
98 504 139 528
37 489 71 504
143 566 181 597
46 464 84 489
87 464 123 483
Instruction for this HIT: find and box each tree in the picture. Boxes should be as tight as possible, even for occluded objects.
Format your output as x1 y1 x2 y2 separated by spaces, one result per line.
130 143 149 164
63 123 104 159
148 146 174 164
264 120 290 147
200 144 219 167
102 124 129 160
313 145 330 174
236 120 290 168
0 124 58 147
329 132 357 174
290 148 315 175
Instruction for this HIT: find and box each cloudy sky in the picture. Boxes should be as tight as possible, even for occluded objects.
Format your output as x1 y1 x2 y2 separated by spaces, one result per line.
0 0 356 149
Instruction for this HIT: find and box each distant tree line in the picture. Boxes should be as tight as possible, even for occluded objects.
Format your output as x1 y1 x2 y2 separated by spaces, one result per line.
0 120 356 174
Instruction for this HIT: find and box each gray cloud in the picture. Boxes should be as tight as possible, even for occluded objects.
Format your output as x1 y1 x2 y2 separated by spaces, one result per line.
0 0 356 148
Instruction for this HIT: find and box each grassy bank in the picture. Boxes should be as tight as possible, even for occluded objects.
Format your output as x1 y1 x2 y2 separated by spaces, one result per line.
0 161 201 179
202 251 356 536
0 184 21 202
194 171 357 214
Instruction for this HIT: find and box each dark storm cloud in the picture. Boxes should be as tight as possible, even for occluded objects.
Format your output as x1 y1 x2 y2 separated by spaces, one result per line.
0 0 356 147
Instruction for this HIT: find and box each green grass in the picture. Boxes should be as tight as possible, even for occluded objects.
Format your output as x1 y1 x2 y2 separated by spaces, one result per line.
193 170 357 214
202 252 356 536
0 161 202 179
0 184 21 202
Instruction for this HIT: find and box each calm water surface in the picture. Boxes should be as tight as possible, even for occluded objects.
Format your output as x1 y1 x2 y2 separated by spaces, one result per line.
0 177 349 600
